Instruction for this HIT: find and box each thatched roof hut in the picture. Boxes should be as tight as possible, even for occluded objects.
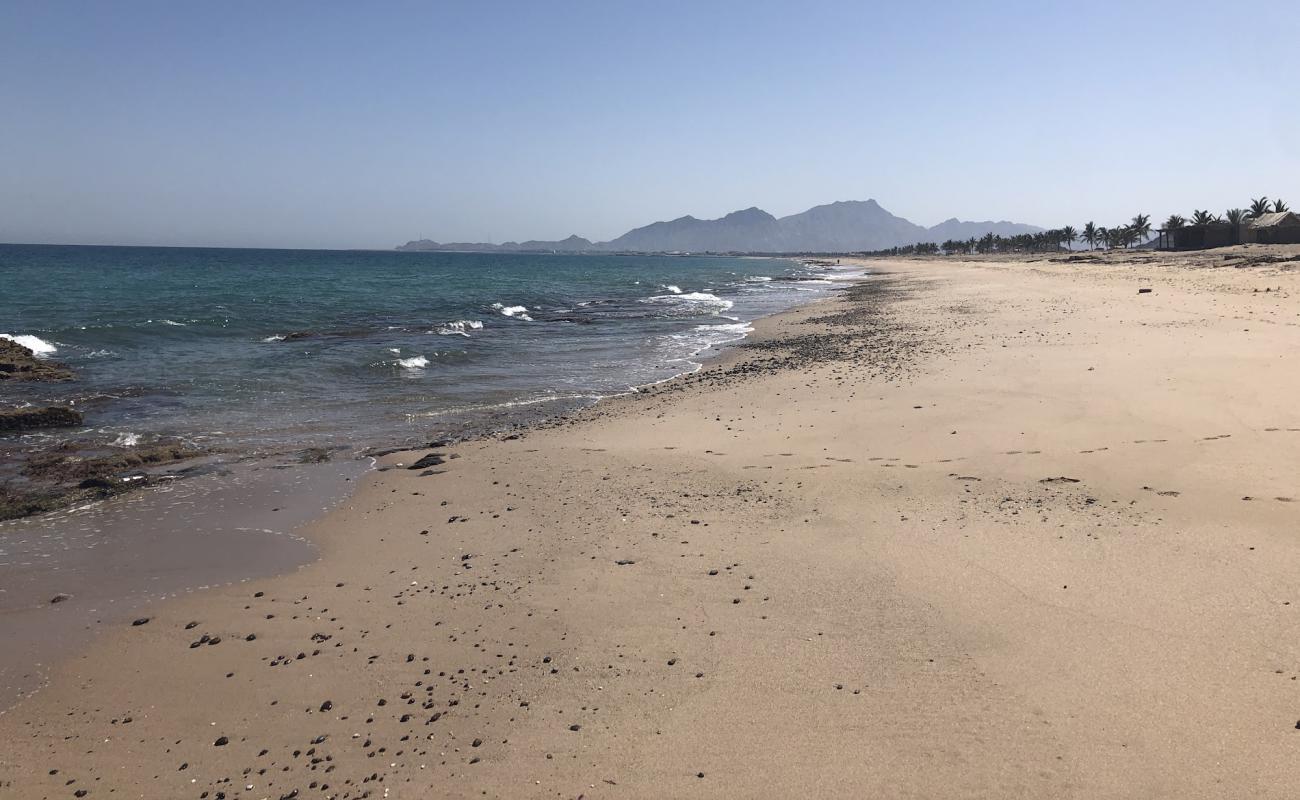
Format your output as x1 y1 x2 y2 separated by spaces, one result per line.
1244 211 1300 244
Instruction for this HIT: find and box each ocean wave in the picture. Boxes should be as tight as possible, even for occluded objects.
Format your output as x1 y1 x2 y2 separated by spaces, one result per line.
696 322 754 334
112 432 142 447
746 276 773 282
398 355 430 369
405 391 603 420
657 319 756 366
643 291 735 314
1 333 58 356
491 303 533 321
662 284 683 294
437 320 484 337
262 334 287 342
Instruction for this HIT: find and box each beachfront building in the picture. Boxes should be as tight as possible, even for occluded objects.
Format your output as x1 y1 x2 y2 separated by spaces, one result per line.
1158 211 1300 250
1243 211 1300 244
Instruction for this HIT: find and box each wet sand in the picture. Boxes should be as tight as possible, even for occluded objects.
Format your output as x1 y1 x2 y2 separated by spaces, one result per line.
2 247 1300 798
0 457 365 710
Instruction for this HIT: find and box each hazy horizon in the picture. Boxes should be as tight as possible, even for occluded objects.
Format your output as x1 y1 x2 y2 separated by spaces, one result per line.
3 0 1297 250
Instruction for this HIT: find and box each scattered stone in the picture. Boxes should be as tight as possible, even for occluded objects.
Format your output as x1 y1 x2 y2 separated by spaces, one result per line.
407 453 446 470
214 736 229 746
132 617 150 626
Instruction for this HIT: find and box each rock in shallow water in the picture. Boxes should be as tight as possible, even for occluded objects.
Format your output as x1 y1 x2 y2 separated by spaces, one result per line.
0 405 83 431
0 338 74 382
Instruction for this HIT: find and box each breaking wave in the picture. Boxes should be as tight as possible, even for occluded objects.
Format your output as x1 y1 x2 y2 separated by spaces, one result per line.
437 320 484 337
643 291 735 314
491 303 533 321
1 333 58 356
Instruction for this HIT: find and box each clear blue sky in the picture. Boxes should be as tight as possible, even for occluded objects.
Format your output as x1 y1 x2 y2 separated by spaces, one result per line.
2 0 1297 249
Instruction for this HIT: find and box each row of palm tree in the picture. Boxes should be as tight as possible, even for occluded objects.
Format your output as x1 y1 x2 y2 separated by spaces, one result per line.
860 197 1292 257
1163 197 1289 233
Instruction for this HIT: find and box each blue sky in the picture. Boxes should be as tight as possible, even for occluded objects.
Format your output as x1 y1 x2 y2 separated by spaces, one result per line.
2 0 1297 248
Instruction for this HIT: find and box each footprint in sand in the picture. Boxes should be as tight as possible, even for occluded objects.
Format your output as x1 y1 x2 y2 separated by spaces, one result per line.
1276 497 1294 503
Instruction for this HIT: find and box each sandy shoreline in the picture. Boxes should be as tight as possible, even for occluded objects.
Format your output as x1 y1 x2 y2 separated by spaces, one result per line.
3 247 1300 798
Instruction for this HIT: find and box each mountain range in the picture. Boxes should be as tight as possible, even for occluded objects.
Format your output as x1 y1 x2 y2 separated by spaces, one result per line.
396 199 1041 254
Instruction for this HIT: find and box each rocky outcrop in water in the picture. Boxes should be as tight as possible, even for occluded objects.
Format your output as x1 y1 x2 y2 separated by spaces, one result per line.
0 338 74 381
0 441 206 521
0 406 84 431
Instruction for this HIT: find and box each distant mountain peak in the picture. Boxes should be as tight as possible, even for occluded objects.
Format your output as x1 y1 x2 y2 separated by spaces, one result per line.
398 200 1041 254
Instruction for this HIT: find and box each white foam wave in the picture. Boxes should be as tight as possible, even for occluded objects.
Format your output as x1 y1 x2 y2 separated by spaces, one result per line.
696 322 754 334
662 284 683 294
262 334 286 342
491 303 533 321
160 319 187 326
398 355 430 369
1 333 57 356
644 292 735 313
112 432 142 447
746 276 773 282
437 320 484 337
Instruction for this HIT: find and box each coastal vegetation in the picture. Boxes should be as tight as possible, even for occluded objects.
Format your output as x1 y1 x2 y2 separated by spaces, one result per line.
863 197 1291 256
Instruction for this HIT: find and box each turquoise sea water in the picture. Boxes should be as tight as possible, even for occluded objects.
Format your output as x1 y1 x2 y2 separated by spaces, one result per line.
1 245 848 456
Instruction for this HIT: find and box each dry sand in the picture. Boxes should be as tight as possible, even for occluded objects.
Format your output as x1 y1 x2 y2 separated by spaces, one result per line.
3 246 1300 798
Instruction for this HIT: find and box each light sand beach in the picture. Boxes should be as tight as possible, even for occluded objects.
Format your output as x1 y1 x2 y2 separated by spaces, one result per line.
4 246 1300 798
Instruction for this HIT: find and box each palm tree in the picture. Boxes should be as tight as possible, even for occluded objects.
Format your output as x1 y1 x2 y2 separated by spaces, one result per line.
1191 209 1216 226
1081 221 1098 250
1060 225 1078 251
1225 209 1248 245
1274 199 1290 213
1164 214 1186 230
1249 197 1271 218
1130 213 1152 246
1095 226 1110 249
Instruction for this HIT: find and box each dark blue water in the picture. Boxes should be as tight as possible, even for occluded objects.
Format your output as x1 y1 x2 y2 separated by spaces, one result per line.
0 245 850 455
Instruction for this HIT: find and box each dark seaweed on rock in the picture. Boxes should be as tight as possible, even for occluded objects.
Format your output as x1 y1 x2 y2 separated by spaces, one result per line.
0 406 84 431
23 443 204 482
0 338 74 382
0 442 207 521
